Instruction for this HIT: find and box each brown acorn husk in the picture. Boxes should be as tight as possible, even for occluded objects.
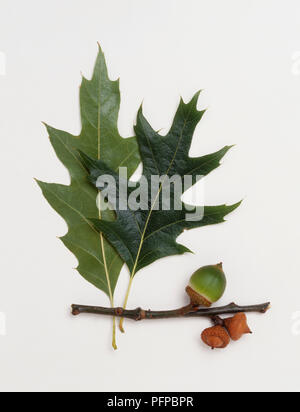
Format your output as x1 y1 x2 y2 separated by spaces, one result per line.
201 325 230 349
224 313 252 341
186 286 212 307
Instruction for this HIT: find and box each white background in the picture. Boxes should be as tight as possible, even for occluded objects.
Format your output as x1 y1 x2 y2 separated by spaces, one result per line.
0 0 300 392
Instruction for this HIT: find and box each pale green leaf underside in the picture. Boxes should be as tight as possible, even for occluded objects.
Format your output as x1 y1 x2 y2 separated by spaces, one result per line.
37 46 140 296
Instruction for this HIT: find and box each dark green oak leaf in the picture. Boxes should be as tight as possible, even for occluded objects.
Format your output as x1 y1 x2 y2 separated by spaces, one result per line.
80 91 241 277
37 45 140 300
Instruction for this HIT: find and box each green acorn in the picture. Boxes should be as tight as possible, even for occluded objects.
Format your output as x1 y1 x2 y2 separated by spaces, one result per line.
186 263 227 307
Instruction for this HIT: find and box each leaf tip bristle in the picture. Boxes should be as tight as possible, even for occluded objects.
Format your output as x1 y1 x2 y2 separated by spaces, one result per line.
229 200 243 213
80 74 88 83
191 89 202 104
137 101 144 117
195 89 203 97
97 41 103 53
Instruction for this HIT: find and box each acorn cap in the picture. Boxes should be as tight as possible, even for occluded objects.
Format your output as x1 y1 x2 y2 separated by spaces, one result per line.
186 286 212 307
201 325 230 349
187 263 226 306
224 313 252 341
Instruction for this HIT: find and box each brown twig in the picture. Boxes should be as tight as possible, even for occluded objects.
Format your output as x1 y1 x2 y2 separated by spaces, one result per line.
71 302 270 321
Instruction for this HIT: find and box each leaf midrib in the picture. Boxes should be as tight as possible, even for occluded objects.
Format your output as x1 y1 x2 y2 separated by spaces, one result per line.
130 106 192 276
96 71 114 305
